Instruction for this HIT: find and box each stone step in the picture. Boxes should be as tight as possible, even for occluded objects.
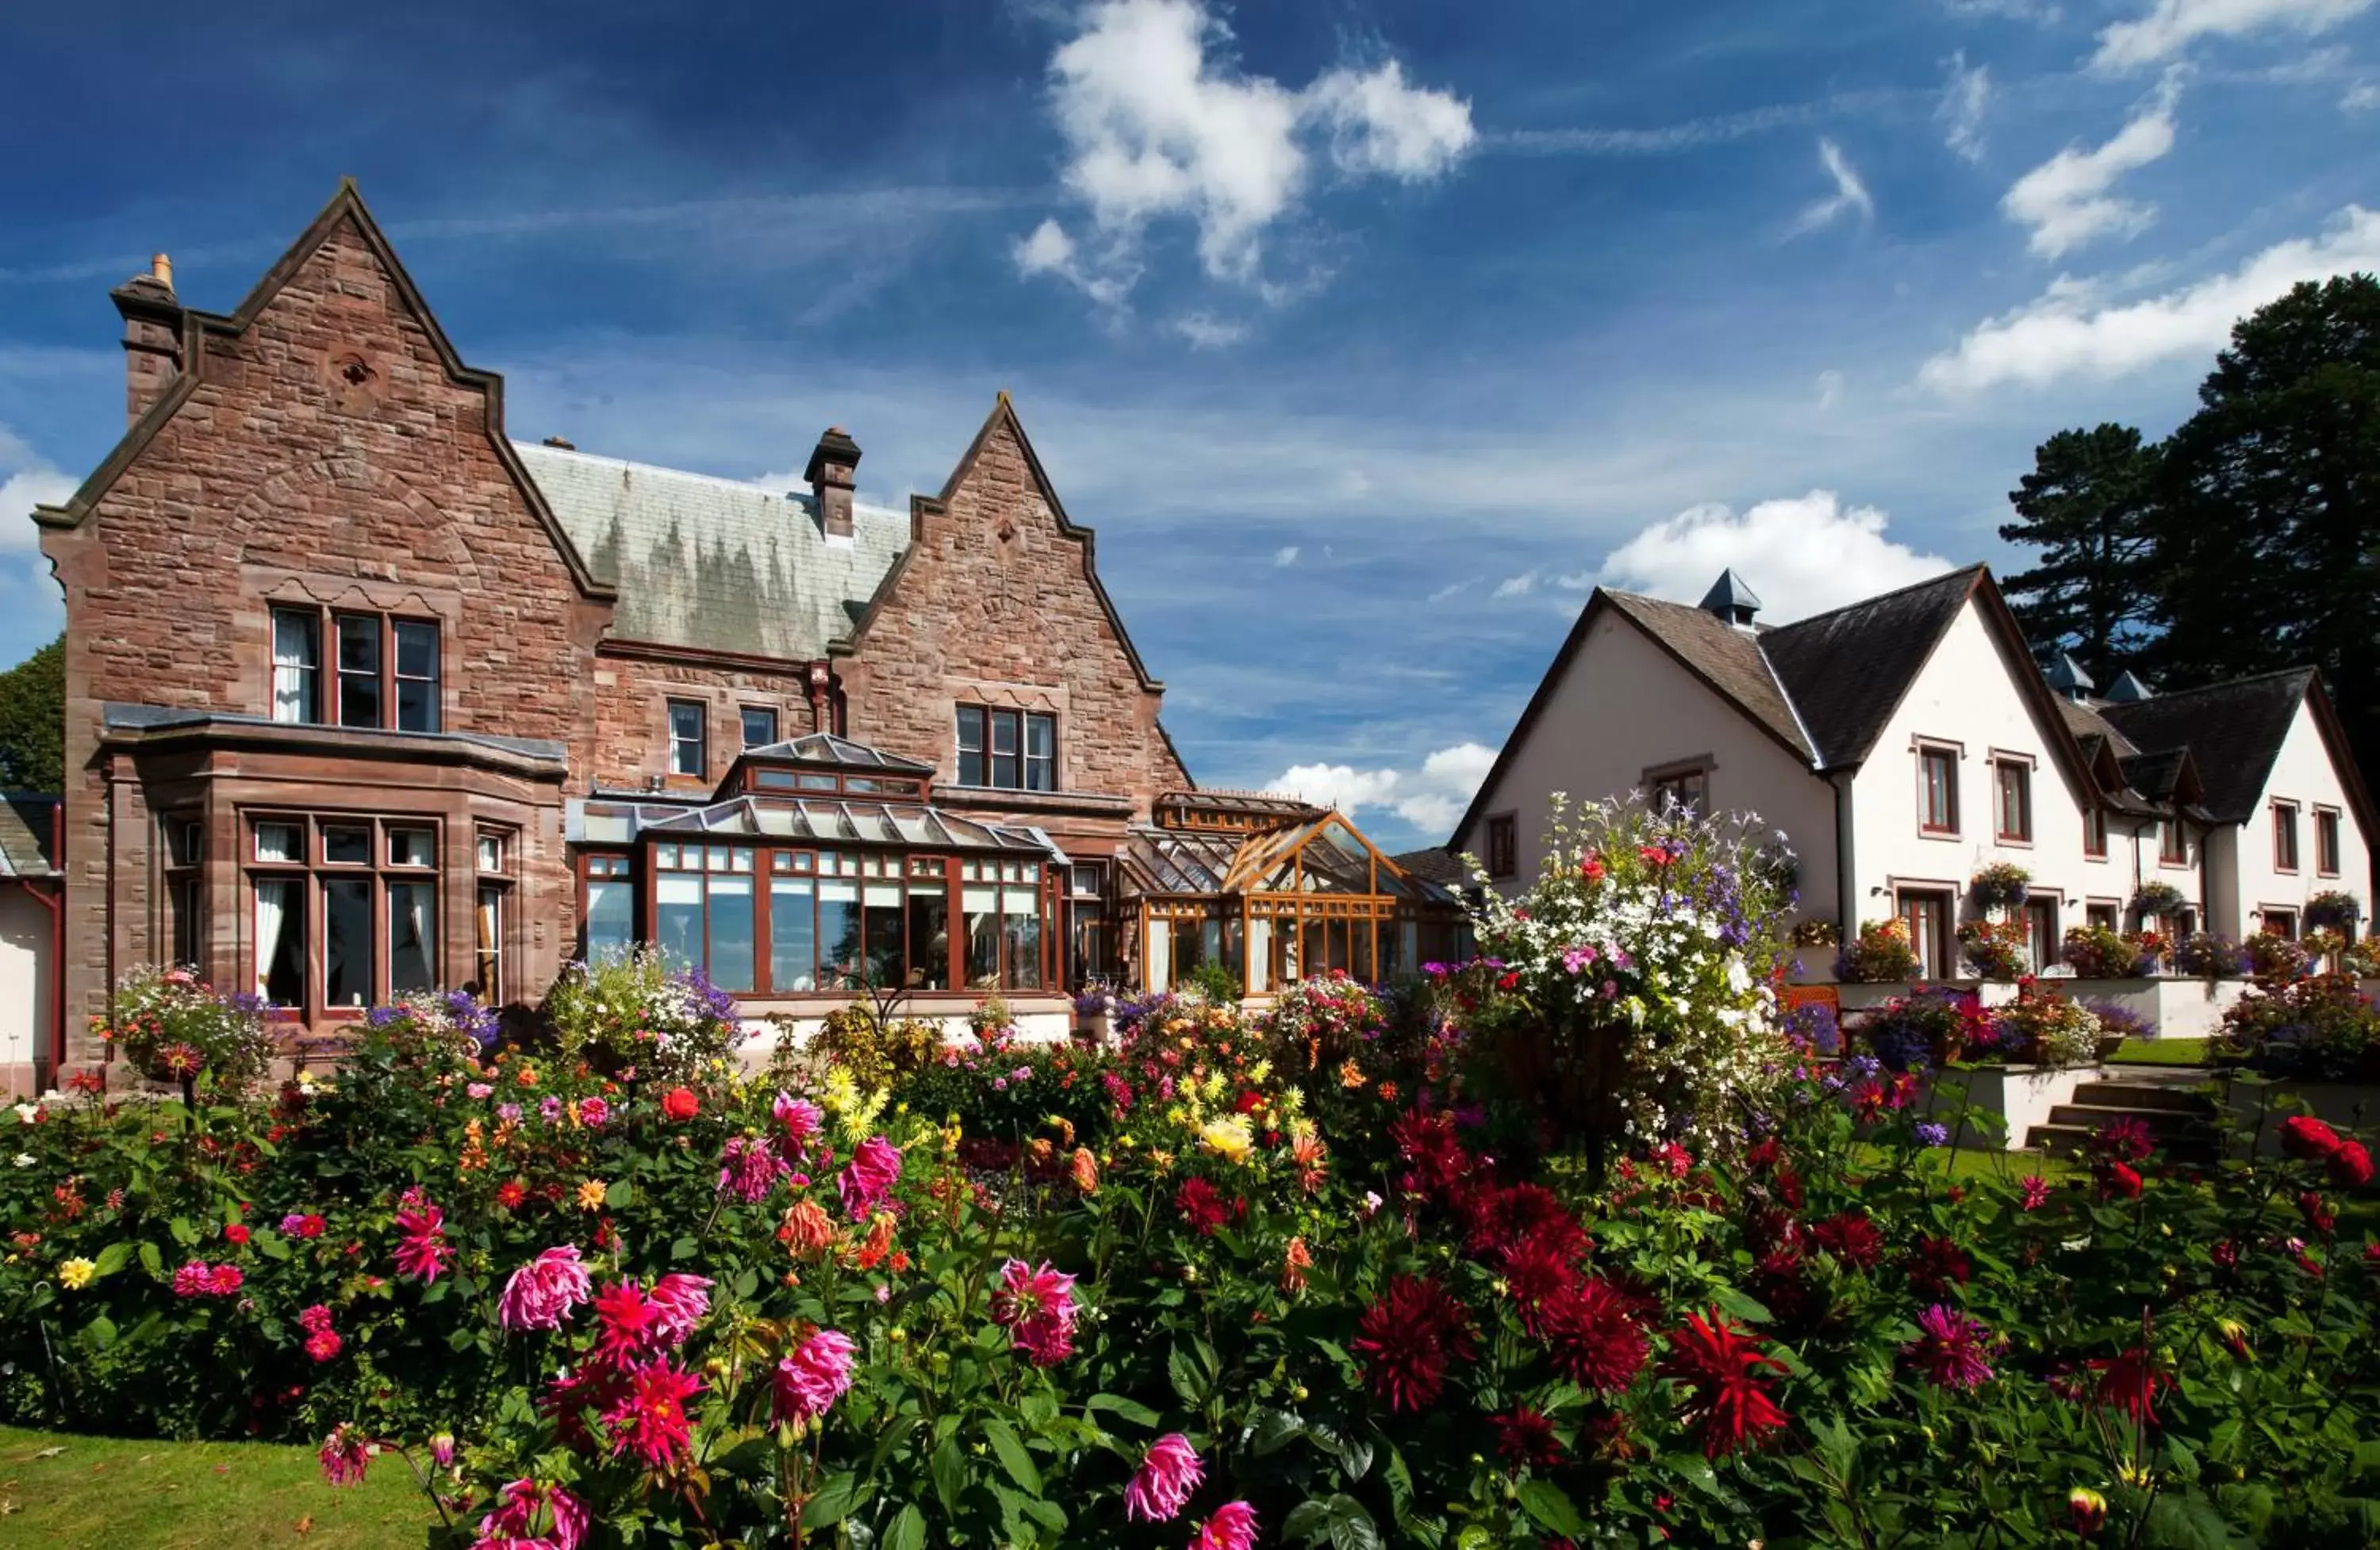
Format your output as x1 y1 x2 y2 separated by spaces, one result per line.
2067 1081 2215 1114
2044 1103 2215 1135
2023 1121 2220 1162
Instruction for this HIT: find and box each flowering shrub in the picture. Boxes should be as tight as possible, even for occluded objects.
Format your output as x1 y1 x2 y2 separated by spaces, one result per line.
2245 930 2315 984
1956 918 2030 980
1464 795 1791 1149
1836 917 1920 982
2063 923 2142 979
1780 997 1840 1057
1858 988 1979 1071
2219 973 2380 1079
94 966 276 1097
1967 861 2031 909
2173 931 2249 979
1989 988 2107 1069
542 946 745 1082
1257 969 1385 1082
806 1003 942 1091
2347 937 2380 978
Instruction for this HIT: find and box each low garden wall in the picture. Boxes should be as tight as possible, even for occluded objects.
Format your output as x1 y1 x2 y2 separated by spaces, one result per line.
1929 1062 2108 1151
2056 976 2247 1041
1833 980 2022 1014
734 999 1076 1069
2217 1074 2380 1156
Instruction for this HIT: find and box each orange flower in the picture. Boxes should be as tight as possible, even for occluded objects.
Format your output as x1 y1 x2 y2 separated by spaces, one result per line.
1070 1147 1100 1195
1376 1082 1399 1104
777 1199 837 1259
1283 1237 1312 1295
855 1212 896 1271
513 1064 539 1089
1338 1061 1366 1090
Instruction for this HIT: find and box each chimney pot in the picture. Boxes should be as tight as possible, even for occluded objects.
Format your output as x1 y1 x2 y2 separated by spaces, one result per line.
151 253 173 290
542 435 576 450
111 259 186 429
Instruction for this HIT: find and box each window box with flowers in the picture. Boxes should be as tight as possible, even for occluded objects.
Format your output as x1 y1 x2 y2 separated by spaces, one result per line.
1835 918 1920 983
1957 918 2030 981
2061 923 2141 980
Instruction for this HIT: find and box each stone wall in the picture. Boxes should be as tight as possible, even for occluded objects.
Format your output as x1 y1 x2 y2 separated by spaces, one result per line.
590 647 831 794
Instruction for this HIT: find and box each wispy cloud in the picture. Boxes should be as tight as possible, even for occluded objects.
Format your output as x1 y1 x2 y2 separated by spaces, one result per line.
1919 203 2380 390
2093 0 2374 71
1015 0 1473 308
2001 75 2182 257
1787 139 1875 236
1938 53 1994 161
1273 544 1300 566
1169 311 1250 348
1495 87 1915 157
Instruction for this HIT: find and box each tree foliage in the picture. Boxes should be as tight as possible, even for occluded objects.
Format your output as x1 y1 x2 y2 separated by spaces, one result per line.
2002 274 2380 776
0 634 62 792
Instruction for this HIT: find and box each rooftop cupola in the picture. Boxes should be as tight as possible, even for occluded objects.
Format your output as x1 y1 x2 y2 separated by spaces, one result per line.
804 425 862 541
2103 669 2155 703
2045 653 2095 702
1698 568 1761 628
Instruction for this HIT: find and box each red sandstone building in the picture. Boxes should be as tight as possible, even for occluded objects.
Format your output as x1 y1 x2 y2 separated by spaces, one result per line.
27 184 1457 1080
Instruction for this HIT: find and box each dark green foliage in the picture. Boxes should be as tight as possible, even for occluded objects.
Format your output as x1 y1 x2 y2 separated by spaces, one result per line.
0 634 63 793
1998 424 2159 674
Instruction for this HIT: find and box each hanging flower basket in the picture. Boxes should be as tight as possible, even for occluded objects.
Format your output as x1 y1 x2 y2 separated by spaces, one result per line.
2305 890 2363 932
2130 881 2186 922
1968 862 2032 911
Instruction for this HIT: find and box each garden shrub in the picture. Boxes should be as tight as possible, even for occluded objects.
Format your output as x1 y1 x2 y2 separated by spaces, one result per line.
2063 923 2141 979
1836 917 1919 982
1182 960 1246 1007
1857 988 1978 1071
1989 988 2107 1069
94 965 277 1099
2173 931 2248 979
2219 973 2380 1079
541 947 745 1082
808 1002 942 1091
2245 930 2314 984
1956 918 2029 980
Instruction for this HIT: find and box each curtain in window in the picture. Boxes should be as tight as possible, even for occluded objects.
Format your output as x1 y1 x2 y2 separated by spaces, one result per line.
388 881 436 993
255 880 302 1004
271 612 317 723
475 885 504 999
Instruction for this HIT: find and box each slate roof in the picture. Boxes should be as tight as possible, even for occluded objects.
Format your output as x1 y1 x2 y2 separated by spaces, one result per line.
513 442 908 662
2057 697 2140 757
1390 846 1472 889
744 732 934 773
2097 669 2317 823
1602 592 1814 760
0 793 58 879
1756 566 1986 769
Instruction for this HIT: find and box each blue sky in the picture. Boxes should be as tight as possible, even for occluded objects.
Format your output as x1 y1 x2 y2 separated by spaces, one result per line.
4 0 2377 848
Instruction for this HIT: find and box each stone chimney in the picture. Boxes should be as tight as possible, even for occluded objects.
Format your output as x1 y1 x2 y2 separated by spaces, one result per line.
804 426 862 540
110 254 183 428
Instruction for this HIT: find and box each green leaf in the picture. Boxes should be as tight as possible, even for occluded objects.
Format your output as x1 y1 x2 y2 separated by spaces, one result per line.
1516 1479 1587 1538
1707 1284 1774 1325
670 1234 700 1262
605 1178 635 1209
882 1504 926 1550
1087 1392 1160 1428
2141 1493 2236 1549
984 1418 1042 1494
136 1241 162 1276
167 1216 198 1248
90 1242 131 1278
1018 1390 1059 1429
1287 1494 1381 1550
1168 1343 1207 1408
1661 1452 1725 1499
255 1230 291 1261
1251 1409 1306 1456
83 1314 117 1349
930 1436 967 1515
800 1472 866 1529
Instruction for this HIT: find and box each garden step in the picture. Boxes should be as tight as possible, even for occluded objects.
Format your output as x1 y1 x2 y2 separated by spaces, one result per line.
2043 1103 2214 1135
2065 1081 2214 1115
2022 1121 2220 1162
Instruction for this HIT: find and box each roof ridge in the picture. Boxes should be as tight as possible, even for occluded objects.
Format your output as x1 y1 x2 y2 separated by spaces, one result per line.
2101 665 2315 707
510 439 906 517
1763 562 1983 633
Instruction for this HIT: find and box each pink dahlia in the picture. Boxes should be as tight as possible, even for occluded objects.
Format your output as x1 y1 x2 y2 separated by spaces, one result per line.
603 1358 704 1468
497 1245 593 1332
577 1095 609 1130
305 1329 343 1364
1124 1433 1203 1522
990 1258 1079 1367
773 1092 823 1147
592 1280 662 1365
1189 1501 1258 1550
1902 1303 1995 1391
317 1424 377 1487
838 1135 904 1222
209 1264 244 1295
394 1191 455 1283
171 1260 217 1298
2017 1175 2053 1211
718 1135 786 1204
772 1327 858 1425
477 1478 590 1550
647 1272 713 1346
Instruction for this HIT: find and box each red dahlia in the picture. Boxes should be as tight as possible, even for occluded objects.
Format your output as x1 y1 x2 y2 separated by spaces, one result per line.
1812 1210 1883 1269
1176 1176 1227 1237
2280 1115 2342 1161
1490 1406 1565 1471
1351 1275 1476 1413
1660 1307 1790 1458
1540 1276 1649 1394
1499 1238 1580 1333
1464 1183 1586 1262
1906 1235 1971 1295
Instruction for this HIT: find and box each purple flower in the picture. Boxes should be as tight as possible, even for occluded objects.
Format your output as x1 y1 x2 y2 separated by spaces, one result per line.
1903 1303 1996 1390
539 1095 564 1123
1915 1122 1949 1148
497 1103 523 1125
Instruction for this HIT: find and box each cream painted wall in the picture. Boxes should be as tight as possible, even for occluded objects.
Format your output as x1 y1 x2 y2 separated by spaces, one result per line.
0 887 52 1073
1846 598 2124 962
2226 697 2372 940
1458 608 1839 925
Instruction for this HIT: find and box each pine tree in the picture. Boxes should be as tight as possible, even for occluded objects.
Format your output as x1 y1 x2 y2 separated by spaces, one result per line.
1997 423 2159 676
0 634 63 792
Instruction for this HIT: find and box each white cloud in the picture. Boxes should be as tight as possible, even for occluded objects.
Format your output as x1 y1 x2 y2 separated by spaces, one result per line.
2001 79 2180 258
1491 571 1537 598
1918 203 2380 391
1169 311 1250 348
1273 544 1300 566
1939 53 1993 161
1021 0 1473 303
2346 80 2380 108
1425 576 1479 604
1787 139 1875 236
1945 0 2062 17
1267 741 1498 835
2094 0 2373 71
1597 491 1956 622
0 427 71 647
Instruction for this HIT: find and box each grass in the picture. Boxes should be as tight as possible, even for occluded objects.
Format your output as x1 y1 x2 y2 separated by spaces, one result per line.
0 1425 433 1549
2108 1037 2212 1068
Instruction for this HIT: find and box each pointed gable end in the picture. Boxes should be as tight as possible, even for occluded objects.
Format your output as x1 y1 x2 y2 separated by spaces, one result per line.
33 179 611 603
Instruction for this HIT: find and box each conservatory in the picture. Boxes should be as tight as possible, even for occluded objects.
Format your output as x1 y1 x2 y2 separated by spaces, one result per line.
570 734 1065 1003
1116 793 1468 995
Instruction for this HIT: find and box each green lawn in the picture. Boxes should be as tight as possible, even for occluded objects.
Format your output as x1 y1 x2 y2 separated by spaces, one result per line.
2108 1037 2212 1068
0 1425 434 1549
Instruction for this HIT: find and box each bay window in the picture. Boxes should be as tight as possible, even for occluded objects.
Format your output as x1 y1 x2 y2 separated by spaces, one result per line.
249 812 445 1011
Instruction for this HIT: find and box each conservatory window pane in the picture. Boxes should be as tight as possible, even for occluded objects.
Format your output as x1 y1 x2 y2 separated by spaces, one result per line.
818 881 861 991
864 882 904 991
656 873 704 973
708 875 754 992
586 877 634 961
770 879 816 992
965 885 1000 987
255 878 305 1006
1004 887 1042 990
908 885 950 991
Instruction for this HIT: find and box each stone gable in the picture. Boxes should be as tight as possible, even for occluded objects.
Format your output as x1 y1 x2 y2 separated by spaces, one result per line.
834 405 1188 808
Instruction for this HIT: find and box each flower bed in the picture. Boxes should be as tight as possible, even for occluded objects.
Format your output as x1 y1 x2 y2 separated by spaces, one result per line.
4 810 2378 1547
